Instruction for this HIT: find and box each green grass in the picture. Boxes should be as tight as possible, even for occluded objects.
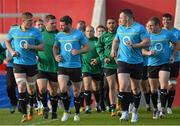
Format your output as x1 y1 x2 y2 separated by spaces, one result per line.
0 107 180 125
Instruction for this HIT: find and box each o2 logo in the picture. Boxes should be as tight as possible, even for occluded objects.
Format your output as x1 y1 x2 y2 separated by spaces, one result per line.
64 43 72 52
154 43 163 52
19 40 28 49
122 36 131 46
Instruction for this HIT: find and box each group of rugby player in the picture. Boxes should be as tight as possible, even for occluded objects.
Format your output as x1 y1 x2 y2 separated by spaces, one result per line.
0 8 179 123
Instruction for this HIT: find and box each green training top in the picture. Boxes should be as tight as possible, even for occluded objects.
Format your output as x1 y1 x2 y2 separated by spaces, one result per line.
37 28 58 73
82 37 101 74
96 31 117 69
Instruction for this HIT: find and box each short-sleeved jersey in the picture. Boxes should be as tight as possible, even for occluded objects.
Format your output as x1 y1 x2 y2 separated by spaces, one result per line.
7 26 42 65
148 29 177 66
82 37 101 74
115 22 149 64
96 31 117 69
1 41 13 67
37 29 58 73
54 29 88 68
169 28 180 62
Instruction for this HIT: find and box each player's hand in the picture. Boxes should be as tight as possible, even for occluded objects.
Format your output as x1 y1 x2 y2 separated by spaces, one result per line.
149 50 156 56
90 58 97 66
4 57 13 64
126 41 133 47
169 55 174 64
71 49 79 55
110 50 117 58
55 55 63 62
23 43 32 49
104 58 110 64
11 51 19 57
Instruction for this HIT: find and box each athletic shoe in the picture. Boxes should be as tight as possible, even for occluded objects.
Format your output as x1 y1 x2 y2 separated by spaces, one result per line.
85 106 92 114
21 114 28 122
73 114 80 121
51 112 57 119
131 112 138 123
116 103 121 111
80 107 85 112
128 103 133 113
152 110 159 119
43 107 49 119
38 108 43 116
96 105 101 113
61 112 70 122
159 111 165 119
27 107 33 121
111 109 116 117
167 107 173 114
119 111 128 122
10 106 16 114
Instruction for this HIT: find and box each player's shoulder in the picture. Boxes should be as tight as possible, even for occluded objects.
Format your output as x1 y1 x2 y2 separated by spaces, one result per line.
31 27 41 32
134 22 145 30
9 25 19 32
56 31 64 36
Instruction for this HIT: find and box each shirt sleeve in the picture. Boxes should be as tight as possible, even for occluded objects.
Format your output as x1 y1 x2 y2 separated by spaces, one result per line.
7 28 14 41
54 34 60 46
1 41 6 49
96 35 106 61
35 30 43 44
115 27 120 40
79 32 88 45
140 26 149 41
169 31 178 43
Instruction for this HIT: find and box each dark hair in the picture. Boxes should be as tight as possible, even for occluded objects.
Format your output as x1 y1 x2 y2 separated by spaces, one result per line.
77 20 86 25
149 17 160 25
120 9 133 18
162 13 172 20
34 19 43 24
60 15 72 25
96 25 106 31
44 14 56 22
22 12 33 20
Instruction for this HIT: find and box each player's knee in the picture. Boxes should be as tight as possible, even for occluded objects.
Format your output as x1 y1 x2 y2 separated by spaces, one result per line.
168 79 177 85
27 81 36 86
15 78 27 85
151 89 157 93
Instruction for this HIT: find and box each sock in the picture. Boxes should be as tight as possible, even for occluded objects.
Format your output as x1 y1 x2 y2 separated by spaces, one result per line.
39 92 48 108
50 95 58 113
130 91 133 104
19 92 27 114
151 91 158 109
144 92 151 105
133 92 141 109
93 90 100 104
28 94 35 107
67 96 71 110
80 92 85 107
167 90 176 108
60 92 69 112
84 90 91 106
74 96 81 114
118 92 131 111
160 89 168 108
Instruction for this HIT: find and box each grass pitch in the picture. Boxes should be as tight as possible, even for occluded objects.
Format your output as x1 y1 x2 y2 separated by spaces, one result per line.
0 107 180 125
